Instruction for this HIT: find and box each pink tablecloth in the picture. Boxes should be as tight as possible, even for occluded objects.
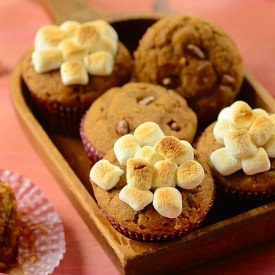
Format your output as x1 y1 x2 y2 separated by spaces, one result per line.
0 1 274 274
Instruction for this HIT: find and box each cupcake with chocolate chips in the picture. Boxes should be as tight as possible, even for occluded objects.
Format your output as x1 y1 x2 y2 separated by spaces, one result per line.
21 20 132 136
80 82 198 163
196 100 275 203
134 16 244 125
90 121 215 241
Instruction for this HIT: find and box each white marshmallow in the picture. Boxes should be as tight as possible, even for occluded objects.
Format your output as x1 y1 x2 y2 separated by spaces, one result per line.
89 159 123 190
32 49 63 73
97 36 118 56
60 60 89 85
152 160 177 189
213 119 232 145
119 185 153 211
59 20 81 36
134 121 165 146
134 146 163 164
177 160 204 189
210 147 242 176
114 134 141 165
229 100 254 128
270 114 275 127
217 106 231 121
58 38 86 60
84 51 114 76
242 147 271 175
126 158 153 190
224 129 257 158
153 187 182 219
34 25 67 50
253 108 270 118
264 133 275 158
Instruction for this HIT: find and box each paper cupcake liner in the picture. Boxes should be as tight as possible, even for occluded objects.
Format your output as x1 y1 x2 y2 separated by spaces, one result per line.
28 91 88 137
100 199 213 242
0 169 66 275
79 115 104 164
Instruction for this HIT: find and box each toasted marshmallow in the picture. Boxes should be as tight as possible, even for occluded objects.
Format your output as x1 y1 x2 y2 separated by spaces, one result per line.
97 36 118 56
264 133 275 158
75 24 100 51
249 115 275 146
229 101 254 128
84 51 114 76
119 185 153 211
60 60 89 85
210 147 242 176
114 134 141 165
152 160 177 189
217 106 231 121
58 38 86 60
153 187 182 219
270 114 275 126
134 146 163 164
126 158 153 190
213 119 233 145
85 20 118 41
177 160 204 189
224 129 257 158
134 122 164 146
242 147 270 175
59 20 81 36
32 49 63 73
155 136 194 165
89 159 123 190
34 25 67 50
253 108 270 118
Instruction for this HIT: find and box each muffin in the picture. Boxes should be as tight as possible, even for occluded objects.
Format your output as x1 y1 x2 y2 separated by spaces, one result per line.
196 100 275 202
21 20 132 136
89 121 215 241
134 16 244 125
0 180 19 272
80 82 198 163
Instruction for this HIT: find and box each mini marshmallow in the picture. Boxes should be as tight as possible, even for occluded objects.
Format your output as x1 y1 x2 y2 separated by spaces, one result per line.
59 20 81 36
213 119 233 145
126 158 153 190
60 60 89 85
75 24 100 52
210 147 242 176
224 129 257 158
32 49 63 73
152 160 177 189
177 160 204 189
270 114 275 126
58 38 86 60
134 121 164 146
217 106 231 121
119 185 153 211
96 36 118 56
84 51 114 76
85 20 118 41
153 187 182 219
229 100 254 128
134 146 163 164
264 133 275 158
253 108 270 118
34 25 67 50
249 115 275 146
242 147 271 175
155 136 194 165
114 134 141 165
89 159 124 190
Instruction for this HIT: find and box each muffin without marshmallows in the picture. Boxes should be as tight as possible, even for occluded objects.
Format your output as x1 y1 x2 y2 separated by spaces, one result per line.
90 122 215 241
80 82 198 163
134 16 244 125
21 20 132 136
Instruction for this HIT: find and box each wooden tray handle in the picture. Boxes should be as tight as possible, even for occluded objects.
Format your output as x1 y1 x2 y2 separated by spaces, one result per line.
37 0 113 24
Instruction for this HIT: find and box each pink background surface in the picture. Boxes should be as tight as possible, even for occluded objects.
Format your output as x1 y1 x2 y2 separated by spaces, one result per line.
0 0 274 274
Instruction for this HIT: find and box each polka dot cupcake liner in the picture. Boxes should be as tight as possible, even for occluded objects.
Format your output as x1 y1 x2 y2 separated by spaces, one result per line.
0 169 66 275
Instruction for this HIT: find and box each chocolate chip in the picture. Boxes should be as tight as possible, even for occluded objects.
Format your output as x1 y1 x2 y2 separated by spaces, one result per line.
138 96 155 105
187 44 205 59
115 120 129 135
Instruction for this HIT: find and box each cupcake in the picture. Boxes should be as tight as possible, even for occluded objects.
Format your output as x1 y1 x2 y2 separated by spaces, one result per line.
134 16 244 126
80 82 198 163
89 121 215 241
0 180 19 272
196 100 275 203
21 20 132 136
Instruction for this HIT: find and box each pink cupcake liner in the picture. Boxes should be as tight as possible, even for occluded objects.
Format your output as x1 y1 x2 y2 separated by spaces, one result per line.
79 114 104 164
0 169 66 275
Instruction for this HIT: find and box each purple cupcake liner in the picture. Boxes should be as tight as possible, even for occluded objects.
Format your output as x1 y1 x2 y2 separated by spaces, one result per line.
79 115 104 164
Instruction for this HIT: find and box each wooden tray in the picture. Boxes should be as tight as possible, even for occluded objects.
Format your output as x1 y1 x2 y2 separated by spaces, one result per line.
10 1 275 274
